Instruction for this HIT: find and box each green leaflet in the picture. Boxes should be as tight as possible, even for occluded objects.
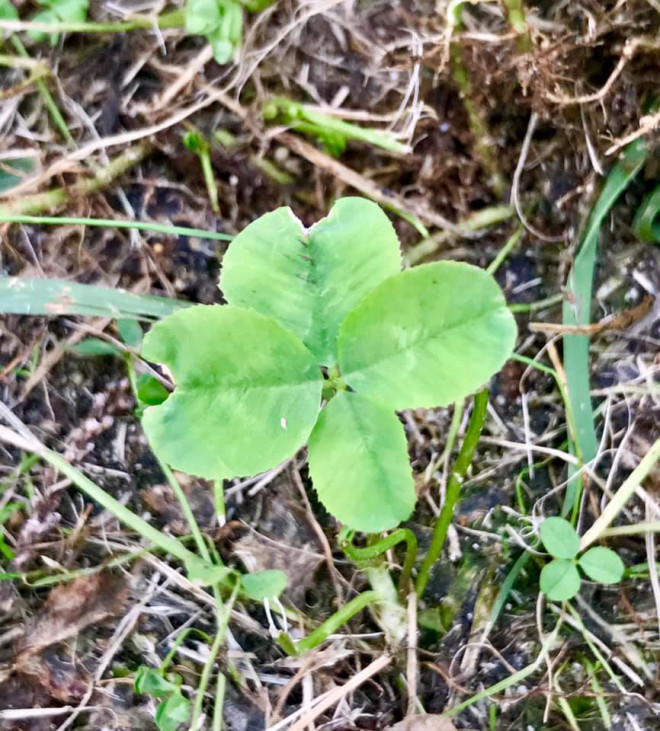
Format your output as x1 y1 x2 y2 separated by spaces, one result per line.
307 391 415 533
0 0 18 19
141 306 322 480
220 198 402 364
338 261 517 410
29 0 89 43
540 559 581 601
155 692 191 731
185 0 243 64
540 517 579 559
240 569 288 601
578 547 624 584
538 518 624 600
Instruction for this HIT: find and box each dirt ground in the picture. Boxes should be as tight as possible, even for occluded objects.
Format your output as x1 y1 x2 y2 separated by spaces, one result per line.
1 0 660 729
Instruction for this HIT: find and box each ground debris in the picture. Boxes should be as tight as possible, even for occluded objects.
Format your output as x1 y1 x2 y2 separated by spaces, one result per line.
386 716 457 731
15 571 130 658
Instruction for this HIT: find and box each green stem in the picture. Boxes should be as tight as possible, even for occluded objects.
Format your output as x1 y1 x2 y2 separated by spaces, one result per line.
0 142 152 217
486 226 523 275
278 590 380 656
214 480 226 526
161 628 212 672
508 293 564 313
416 389 489 598
0 214 233 241
9 36 74 146
264 97 409 154
159 460 212 563
212 672 226 731
342 529 418 600
501 0 532 52
405 205 513 266
199 151 220 215
0 10 184 35
486 550 531 630
189 582 239 730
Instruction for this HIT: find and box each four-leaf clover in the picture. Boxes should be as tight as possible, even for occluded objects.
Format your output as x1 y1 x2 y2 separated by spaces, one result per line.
141 198 517 533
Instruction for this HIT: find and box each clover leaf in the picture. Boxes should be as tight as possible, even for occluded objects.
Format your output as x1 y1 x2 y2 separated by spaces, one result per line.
538 517 625 601
141 198 517 532
539 516 580 559
221 198 402 364
141 306 322 480
240 569 288 601
307 391 416 533
578 547 624 584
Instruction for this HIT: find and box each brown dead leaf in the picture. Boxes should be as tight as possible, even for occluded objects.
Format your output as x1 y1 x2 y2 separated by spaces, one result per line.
386 715 457 731
15 648 89 702
15 571 129 658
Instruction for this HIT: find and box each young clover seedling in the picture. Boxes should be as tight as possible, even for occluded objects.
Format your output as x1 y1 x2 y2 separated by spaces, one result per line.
539 517 625 601
140 197 517 533
135 666 191 731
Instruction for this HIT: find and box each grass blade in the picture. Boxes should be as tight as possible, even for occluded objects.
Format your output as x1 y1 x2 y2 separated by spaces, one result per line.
0 214 233 242
0 277 189 320
562 140 647 467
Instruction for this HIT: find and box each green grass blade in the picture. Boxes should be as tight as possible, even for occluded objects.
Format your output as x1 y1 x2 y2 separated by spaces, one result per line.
0 214 233 241
0 277 189 320
563 140 647 466
633 184 660 242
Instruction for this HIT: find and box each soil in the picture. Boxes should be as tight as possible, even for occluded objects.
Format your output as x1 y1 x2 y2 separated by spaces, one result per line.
1 0 660 729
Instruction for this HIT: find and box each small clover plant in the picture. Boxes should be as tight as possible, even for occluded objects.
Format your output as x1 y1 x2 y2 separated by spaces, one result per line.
135 666 191 731
185 0 275 64
140 198 517 533
539 517 625 601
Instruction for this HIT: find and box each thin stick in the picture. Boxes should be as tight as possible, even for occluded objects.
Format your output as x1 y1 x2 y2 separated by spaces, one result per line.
580 437 660 550
0 142 152 216
406 592 419 716
511 113 563 243
286 654 392 731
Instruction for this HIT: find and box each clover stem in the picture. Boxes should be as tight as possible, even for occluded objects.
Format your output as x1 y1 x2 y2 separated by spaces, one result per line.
416 389 489 598
189 581 239 730
277 590 381 656
341 528 418 600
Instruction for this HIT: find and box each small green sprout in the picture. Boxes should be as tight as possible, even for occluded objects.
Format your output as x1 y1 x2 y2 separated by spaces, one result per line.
539 517 624 601
135 666 191 731
263 97 409 156
182 128 220 215
139 197 517 533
